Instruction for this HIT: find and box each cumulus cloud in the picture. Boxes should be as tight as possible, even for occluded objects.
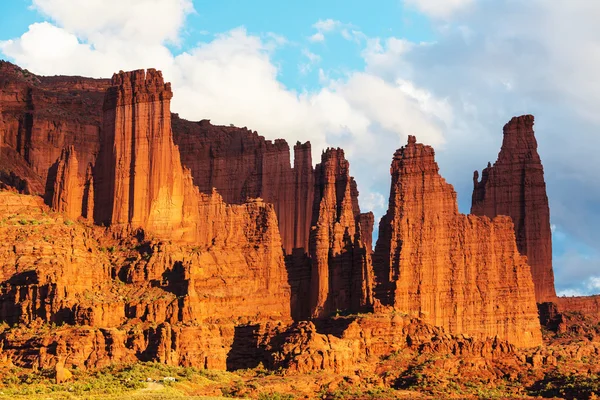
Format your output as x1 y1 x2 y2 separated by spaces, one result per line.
308 32 325 42
30 0 194 44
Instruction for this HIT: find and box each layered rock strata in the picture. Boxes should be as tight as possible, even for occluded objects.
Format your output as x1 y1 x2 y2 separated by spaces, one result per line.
373 136 542 347
2 70 292 327
471 115 556 303
309 148 374 318
93 69 199 239
557 295 600 319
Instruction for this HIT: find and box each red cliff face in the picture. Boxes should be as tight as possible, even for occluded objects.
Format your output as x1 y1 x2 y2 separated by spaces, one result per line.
373 136 542 347
48 146 94 220
0 63 315 258
172 116 314 255
0 61 109 192
309 148 374 318
471 115 556 303
92 69 291 320
0 69 293 369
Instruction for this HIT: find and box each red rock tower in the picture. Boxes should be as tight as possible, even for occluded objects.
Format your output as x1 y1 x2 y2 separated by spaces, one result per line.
94 69 199 239
471 115 556 303
309 148 374 318
374 135 542 347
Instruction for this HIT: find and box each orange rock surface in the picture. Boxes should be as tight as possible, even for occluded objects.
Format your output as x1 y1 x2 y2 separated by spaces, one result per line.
0 61 109 191
48 146 93 220
557 295 600 319
0 191 116 326
373 136 542 347
308 148 374 318
270 314 518 374
172 117 315 255
472 115 556 303
94 69 291 320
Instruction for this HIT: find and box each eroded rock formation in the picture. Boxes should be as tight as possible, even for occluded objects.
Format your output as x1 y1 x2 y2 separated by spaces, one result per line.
0 62 315 256
0 61 109 190
48 146 93 220
0 63 570 382
1 70 292 332
309 148 374 318
93 69 201 240
472 115 556 303
270 314 518 374
373 136 542 347
172 117 314 254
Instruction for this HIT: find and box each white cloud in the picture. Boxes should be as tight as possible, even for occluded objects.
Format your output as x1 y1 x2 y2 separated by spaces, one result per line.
30 0 194 44
309 32 325 42
405 0 475 19
299 48 321 74
362 192 386 214
557 275 600 297
313 19 341 32
308 19 364 44
0 22 174 77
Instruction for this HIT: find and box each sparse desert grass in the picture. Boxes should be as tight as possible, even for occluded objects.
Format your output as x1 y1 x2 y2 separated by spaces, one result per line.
0 363 236 400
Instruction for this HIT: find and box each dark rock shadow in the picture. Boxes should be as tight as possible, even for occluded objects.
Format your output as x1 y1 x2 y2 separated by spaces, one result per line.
284 248 311 321
226 324 267 371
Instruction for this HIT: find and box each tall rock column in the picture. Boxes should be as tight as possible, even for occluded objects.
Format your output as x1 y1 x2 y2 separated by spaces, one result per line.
309 148 373 318
373 136 542 348
471 115 556 303
95 69 198 239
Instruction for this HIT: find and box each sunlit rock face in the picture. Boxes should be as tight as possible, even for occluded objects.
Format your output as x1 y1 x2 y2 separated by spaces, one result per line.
373 135 542 348
472 115 556 303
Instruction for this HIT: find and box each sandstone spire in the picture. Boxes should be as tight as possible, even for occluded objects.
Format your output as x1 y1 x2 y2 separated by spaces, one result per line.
91 68 291 321
309 148 374 318
94 69 198 239
471 115 556 303
373 135 541 347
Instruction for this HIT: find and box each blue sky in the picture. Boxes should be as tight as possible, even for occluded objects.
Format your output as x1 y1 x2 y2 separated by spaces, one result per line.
1 0 599 296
